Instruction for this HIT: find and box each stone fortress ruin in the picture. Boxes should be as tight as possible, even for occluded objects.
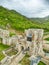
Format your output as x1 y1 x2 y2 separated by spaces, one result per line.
16 29 44 56
0 28 49 65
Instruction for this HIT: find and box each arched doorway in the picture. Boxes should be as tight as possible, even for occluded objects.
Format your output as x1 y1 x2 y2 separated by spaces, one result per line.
21 46 24 51
0 38 2 43
28 47 30 51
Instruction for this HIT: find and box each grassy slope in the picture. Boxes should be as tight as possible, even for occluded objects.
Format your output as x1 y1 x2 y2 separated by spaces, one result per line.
0 6 49 32
0 44 9 61
38 61 46 65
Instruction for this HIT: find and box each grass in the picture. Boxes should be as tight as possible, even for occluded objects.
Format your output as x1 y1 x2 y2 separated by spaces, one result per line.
0 52 5 61
19 53 30 65
44 38 49 41
9 32 16 37
38 61 46 65
6 50 18 56
0 43 10 61
0 43 10 51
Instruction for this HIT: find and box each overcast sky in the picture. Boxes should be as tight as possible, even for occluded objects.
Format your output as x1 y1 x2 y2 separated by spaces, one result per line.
0 0 49 18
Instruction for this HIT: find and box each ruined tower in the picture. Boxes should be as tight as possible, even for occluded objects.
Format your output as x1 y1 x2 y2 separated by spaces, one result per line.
25 29 44 56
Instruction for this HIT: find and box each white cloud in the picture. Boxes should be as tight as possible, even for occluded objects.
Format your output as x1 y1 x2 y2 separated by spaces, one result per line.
0 0 49 18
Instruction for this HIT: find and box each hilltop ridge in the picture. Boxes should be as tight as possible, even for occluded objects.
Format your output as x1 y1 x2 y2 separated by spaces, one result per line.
0 6 49 32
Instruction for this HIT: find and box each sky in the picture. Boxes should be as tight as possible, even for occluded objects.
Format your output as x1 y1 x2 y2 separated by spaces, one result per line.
0 0 49 18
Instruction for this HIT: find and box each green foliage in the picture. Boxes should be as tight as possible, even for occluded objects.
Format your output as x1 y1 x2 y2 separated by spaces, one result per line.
0 43 10 51
0 43 10 60
44 38 49 41
38 61 46 65
0 6 49 32
9 32 16 37
0 52 5 61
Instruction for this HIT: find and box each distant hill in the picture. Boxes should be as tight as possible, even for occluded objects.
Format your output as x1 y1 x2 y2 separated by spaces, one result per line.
0 6 49 32
30 16 49 23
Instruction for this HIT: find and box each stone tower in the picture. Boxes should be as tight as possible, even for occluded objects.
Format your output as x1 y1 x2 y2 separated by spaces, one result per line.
25 29 44 56
33 29 44 56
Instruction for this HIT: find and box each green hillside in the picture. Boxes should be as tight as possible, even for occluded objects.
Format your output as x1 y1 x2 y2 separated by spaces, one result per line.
0 6 49 32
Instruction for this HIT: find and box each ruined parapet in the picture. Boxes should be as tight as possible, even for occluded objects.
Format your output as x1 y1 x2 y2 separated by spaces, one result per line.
2 35 18 46
2 37 11 45
0 29 9 38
